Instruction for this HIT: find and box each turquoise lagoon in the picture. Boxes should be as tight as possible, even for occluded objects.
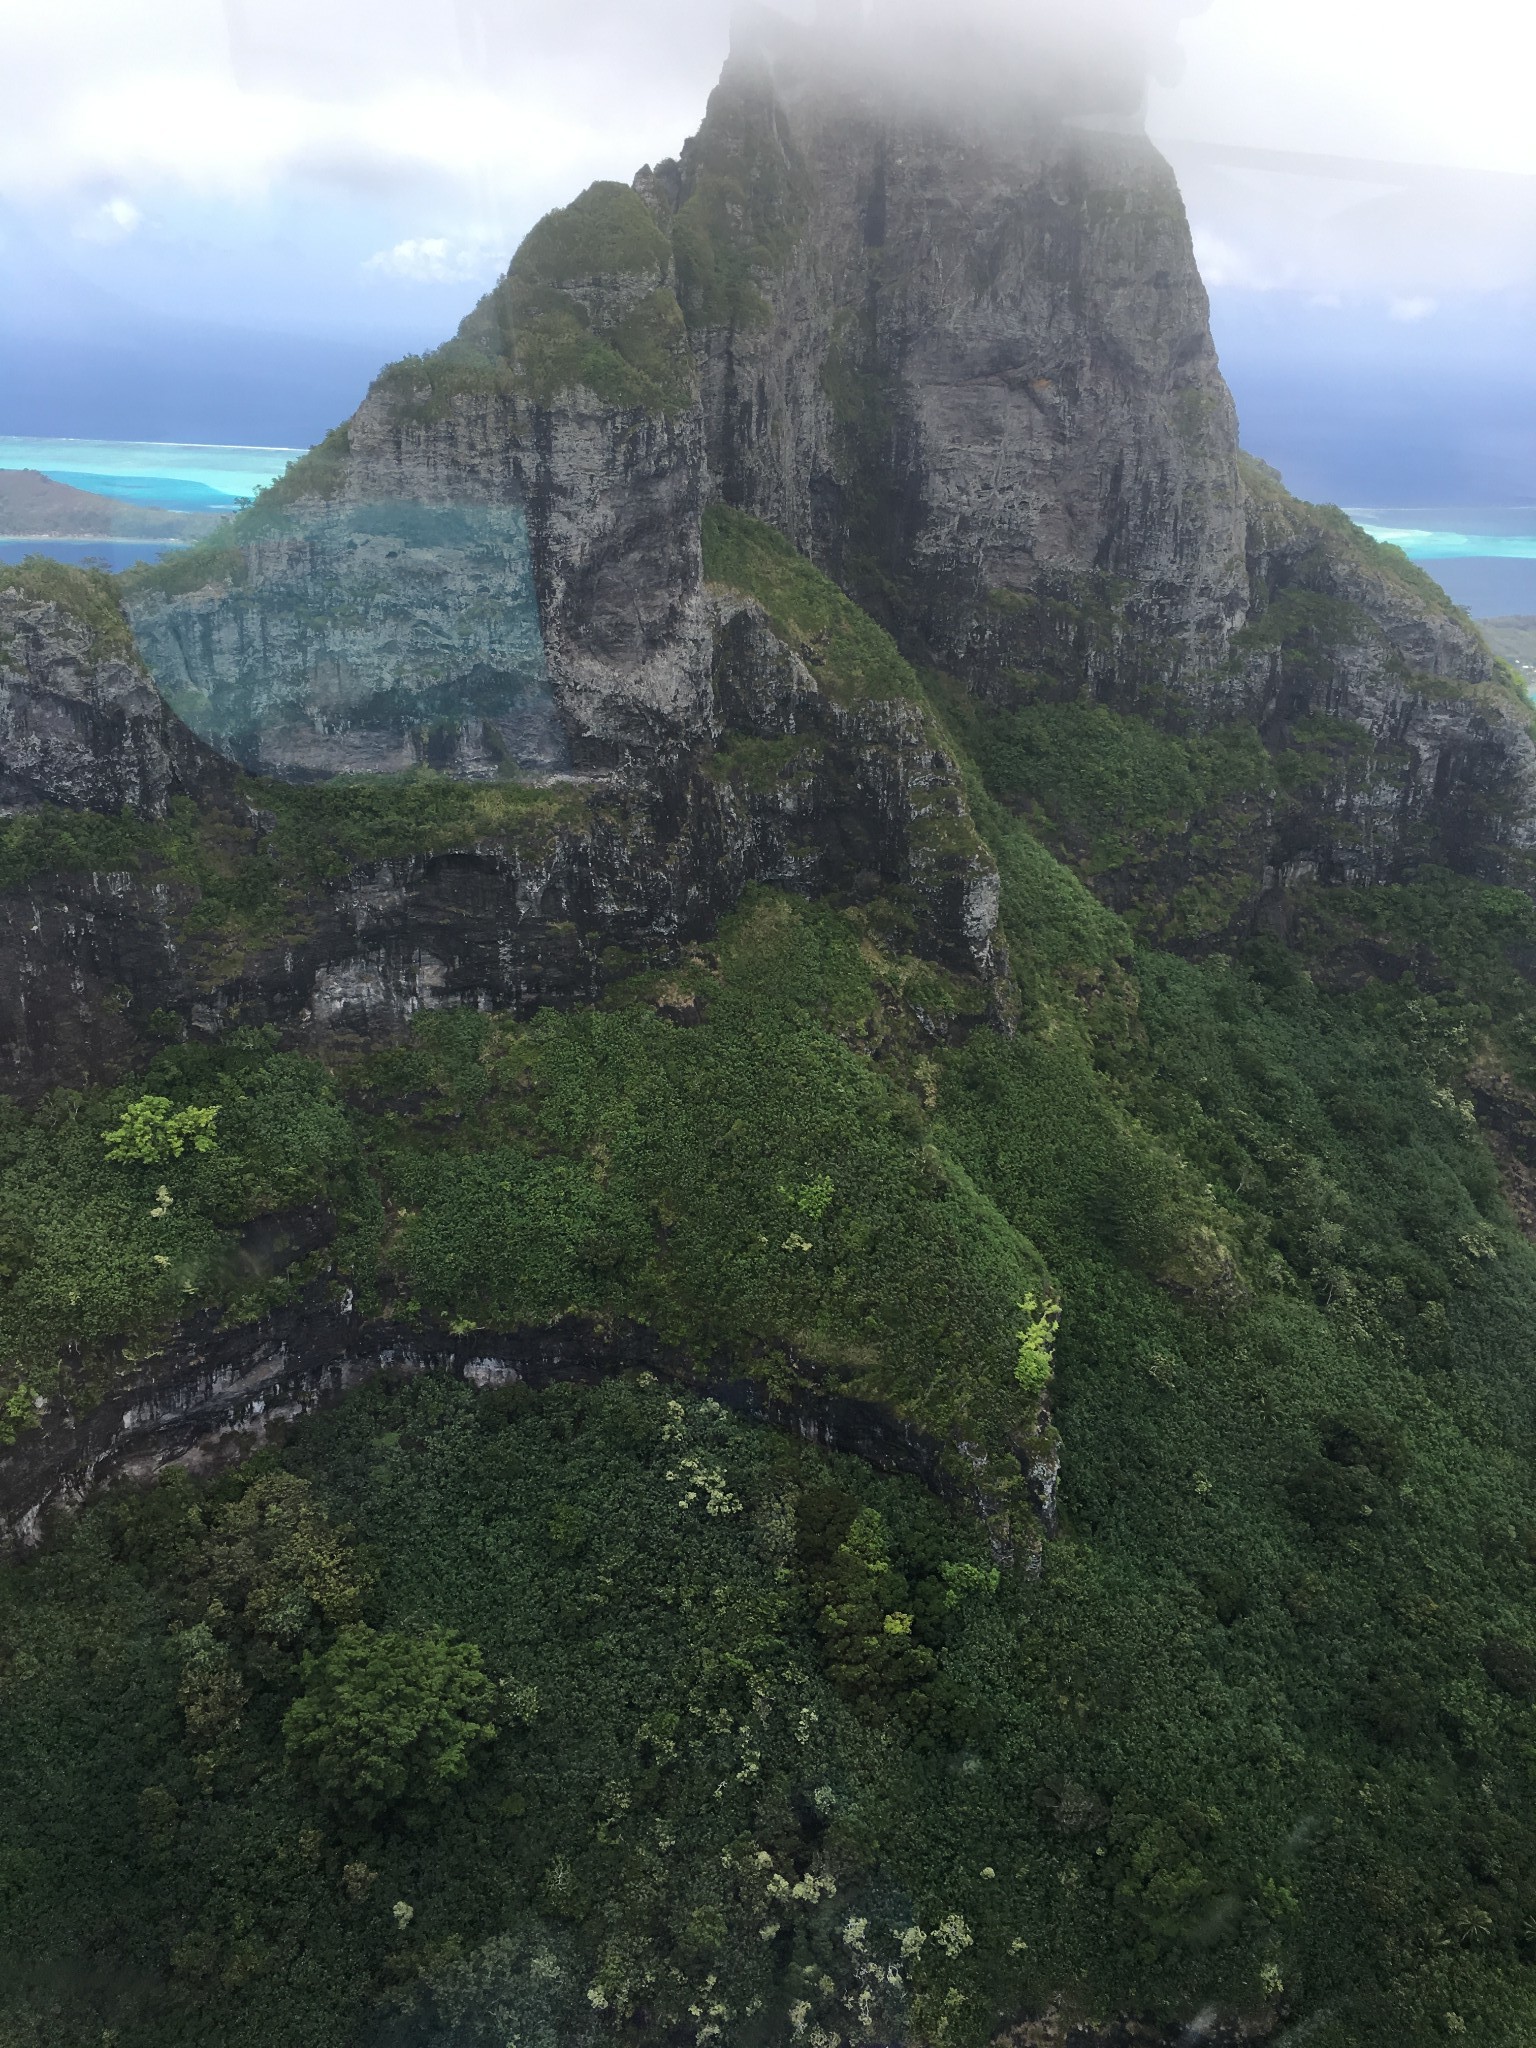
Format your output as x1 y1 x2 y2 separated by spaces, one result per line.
1349 506 1536 615
0 436 301 515
1350 507 1536 563
3 439 1532 613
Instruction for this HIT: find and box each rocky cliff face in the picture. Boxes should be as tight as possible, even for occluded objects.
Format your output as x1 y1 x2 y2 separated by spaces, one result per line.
115 18 1529 912
662 20 1249 695
124 180 714 777
0 564 226 817
0 15 1523 1043
0 585 998 1095
122 18 1258 769
126 499 561 779
1223 462 1536 891
0 1307 970 1552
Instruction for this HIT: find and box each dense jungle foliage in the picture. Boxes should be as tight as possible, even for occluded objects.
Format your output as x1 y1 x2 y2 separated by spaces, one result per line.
7 547 1536 2048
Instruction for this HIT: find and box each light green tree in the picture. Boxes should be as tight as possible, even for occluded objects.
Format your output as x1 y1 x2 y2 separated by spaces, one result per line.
1014 1291 1061 1399
283 1624 497 1821
102 1095 219 1165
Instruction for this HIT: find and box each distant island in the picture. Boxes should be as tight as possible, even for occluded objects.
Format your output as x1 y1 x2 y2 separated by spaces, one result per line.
1483 614 1536 684
0 467 228 544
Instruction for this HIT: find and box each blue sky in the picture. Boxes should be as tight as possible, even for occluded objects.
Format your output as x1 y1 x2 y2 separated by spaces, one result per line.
0 0 1531 508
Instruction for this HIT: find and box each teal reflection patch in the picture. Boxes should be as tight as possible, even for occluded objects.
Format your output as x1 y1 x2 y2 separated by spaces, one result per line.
127 499 563 782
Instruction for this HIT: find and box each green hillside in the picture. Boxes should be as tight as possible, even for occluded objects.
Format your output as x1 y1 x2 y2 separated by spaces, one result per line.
6 536 1536 2046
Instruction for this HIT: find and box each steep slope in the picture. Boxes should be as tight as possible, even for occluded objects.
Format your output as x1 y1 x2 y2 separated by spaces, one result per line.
123 181 709 776
664 18 1249 695
117 17 1535 926
7 635 1536 2047
0 558 228 816
1 550 996 1094
7 19 1536 2048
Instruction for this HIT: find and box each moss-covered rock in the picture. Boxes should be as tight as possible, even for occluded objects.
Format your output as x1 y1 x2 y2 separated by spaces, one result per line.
383 182 693 423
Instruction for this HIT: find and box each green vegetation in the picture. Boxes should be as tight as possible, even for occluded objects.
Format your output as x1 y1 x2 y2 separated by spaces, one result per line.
1012 1291 1059 1399
0 1377 1005 2046
121 537 250 601
9 819 1536 2040
0 554 140 660
703 504 920 705
940 655 1532 945
670 98 809 330
495 282 694 414
364 896 1041 1454
0 1033 379 1430
0 802 164 891
956 691 1274 938
102 1095 220 1165
255 773 589 880
125 183 688 582
284 1624 499 1824
0 774 590 955
120 432 354 603
1238 449 1493 651
386 183 693 421
11 532 1536 2044
260 424 354 508
510 179 672 287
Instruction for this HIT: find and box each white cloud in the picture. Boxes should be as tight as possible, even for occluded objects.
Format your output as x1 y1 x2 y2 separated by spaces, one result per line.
1189 228 1272 292
73 194 142 241
1149 0 1536 176
1389 296 1437 323
1150 0 1536 302
0 0 1532 326
364 236 498 284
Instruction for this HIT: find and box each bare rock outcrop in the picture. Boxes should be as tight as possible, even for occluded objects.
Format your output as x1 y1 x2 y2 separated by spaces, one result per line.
123 180 712 777
0 565 227 817
1220 461 1536 888
663 16 1250 695
0 588 999 1095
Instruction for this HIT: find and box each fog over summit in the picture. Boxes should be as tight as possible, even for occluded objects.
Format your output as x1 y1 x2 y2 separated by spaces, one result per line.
0 0 1529 495
788 0 1205 117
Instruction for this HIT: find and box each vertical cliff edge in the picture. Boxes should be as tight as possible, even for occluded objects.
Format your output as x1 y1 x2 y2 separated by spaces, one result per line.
113 11 1534 914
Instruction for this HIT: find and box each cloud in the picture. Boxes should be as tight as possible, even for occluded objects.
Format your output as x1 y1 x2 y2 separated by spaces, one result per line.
363 236 497 284
73 195 142 242
1164 146 1536 301
1389 296 1437 323
1 0 1533 339
1189 227 1272 293
1149 0 1536 303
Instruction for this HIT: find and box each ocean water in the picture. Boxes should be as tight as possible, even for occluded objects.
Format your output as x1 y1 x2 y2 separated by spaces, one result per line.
1349 507 1536 617
6 462 1533 615
0 538 177 570
1350 507 1536 562
0 436 302 513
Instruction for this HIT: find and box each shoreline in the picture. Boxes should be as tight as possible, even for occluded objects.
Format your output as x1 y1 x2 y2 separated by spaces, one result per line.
0 532 188 546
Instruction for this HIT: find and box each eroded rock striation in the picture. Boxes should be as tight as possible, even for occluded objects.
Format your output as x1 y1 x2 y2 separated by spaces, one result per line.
123 179 713 776
126 499 562 779
1223 461 1536 890
6 25 1536 2048
667 22 1250 695
0 576 997 1094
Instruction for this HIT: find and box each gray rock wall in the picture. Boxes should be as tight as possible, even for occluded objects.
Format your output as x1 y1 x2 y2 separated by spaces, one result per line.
0 594 1000 1096
0 579 225 817
674 26 1250 695
0 1307 963 1554
127 499 561 779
